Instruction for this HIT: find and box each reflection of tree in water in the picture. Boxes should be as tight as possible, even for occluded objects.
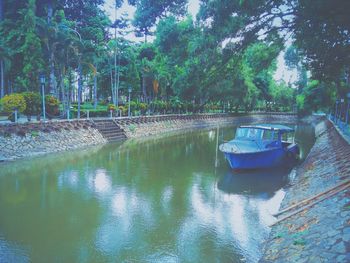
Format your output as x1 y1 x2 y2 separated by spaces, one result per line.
0 167 103 262
0 128 223 262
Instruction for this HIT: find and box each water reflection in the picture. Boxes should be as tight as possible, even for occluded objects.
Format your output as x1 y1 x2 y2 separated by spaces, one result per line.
218 168 291 196
0 124 315 263
93 169 112 195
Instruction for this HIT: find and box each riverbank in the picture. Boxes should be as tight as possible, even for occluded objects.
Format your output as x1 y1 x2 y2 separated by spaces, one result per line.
0 113 297 162
0 120 106 162
117 113 297 139
260 117 350 262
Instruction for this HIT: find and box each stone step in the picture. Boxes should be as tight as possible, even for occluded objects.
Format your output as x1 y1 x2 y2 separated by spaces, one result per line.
105 135 127 141
93 119 115 123
92 119 127 142
99 128 124 133
100 132 125 137
108 138 126 142
98 127 123 132
105 133 126 138
94 123 117 127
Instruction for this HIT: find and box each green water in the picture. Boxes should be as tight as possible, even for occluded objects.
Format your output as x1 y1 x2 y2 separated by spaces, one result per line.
0 124 314 263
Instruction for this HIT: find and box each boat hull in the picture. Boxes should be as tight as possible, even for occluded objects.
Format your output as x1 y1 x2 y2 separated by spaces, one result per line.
223 145 298 170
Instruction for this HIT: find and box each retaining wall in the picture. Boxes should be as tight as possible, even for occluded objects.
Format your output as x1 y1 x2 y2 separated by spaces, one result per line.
260 118 350 262
115 113 298 139
0 113 297 162
0 120 106 162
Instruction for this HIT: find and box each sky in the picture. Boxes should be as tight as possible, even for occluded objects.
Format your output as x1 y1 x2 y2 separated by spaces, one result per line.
104 0 200 19
103 0 297 84
103 0 200 42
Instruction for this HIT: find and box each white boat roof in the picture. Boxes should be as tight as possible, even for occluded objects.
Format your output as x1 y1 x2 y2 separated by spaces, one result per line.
239 124 294 132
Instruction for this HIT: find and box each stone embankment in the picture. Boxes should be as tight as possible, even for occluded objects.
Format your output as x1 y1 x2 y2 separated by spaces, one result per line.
0 120 106 161
261 118 350 262
0 113 297 162
116 113 297 139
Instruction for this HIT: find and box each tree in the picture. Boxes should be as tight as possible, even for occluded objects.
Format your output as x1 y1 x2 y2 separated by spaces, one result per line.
293 0 350 81
0 0 4 98
131 0 188 42
284 45 307 92
19 0 44 91
198 0 350 85
296 80 336 115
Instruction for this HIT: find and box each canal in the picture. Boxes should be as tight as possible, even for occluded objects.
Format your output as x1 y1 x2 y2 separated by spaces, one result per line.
0 124 315 263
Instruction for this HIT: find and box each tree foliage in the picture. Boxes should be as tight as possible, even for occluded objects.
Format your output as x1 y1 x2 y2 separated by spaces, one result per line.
0 0 347 116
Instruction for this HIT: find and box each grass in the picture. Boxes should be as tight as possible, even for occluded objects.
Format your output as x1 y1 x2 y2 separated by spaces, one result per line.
70 103 107 111
128 124 136 132
30 131 39 137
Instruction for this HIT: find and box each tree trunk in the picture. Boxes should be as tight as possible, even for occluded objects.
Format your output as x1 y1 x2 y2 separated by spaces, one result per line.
59 69 66 110
47 0 56 96
49 51 56 96
0 0 4 98
144 29 148 43
116 52 120 107
77 62 82 118
0 0 3 21
93 64 97 109
110 62 115 105
114 46 117 106
47 0 53 23
142 72 147 101
68 70 72 109
114 4 119 107
8 79 12 94
0 60 4 98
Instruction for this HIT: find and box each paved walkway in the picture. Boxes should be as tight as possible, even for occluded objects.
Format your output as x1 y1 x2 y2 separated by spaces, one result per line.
261 120 350 262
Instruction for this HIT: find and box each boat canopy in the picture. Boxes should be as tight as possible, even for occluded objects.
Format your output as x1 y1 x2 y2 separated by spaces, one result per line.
239 124 294 133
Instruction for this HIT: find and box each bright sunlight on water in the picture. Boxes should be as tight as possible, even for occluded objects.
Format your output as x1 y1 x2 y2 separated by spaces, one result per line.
0 124 314 263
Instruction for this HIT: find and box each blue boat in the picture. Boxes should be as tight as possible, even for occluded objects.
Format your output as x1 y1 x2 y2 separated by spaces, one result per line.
219 124 299 169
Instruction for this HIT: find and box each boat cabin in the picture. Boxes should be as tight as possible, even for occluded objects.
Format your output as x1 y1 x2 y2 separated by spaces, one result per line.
223 124 295 153
236 124 294 145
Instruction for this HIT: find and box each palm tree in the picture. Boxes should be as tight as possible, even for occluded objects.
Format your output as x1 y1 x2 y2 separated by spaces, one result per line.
0 41 8 98
0 0 5 98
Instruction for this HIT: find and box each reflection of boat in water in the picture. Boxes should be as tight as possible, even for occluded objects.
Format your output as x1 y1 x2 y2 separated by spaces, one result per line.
219 124 299 169
217 168 291 196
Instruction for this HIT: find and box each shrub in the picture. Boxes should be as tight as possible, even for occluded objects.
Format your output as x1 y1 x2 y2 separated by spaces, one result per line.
151 100 167 113
98 100 108 106
45 95 60 118
169 97 183 112
22 92 41 119
129 101 138 112
139 102 148 114
118 106 127 116
1 93 26 113
71 109 109 118
107 104 117 112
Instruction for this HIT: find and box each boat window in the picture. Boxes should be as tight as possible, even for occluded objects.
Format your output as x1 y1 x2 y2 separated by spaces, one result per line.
282 133 288 142
262 130 273 140
247 129 257 139
235 128 263 140
247 129 263 140
282 132 294 142
235 128 249 139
